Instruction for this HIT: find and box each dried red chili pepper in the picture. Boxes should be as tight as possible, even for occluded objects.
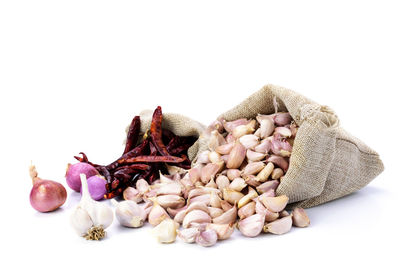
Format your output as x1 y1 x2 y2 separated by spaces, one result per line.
150 106 170 156
74 152 101 168
104 188 122 199
122 155 185 164
149 141 158 156
162 128 176 144
123 116 141 155
169 143 193 155
115 164 150 172
108 139 149 170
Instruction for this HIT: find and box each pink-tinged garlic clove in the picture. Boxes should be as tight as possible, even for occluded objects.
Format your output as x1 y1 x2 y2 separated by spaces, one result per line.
263 215 292 234
255 162 275 182
208 207 224 218
148 202 171 226
226 142 246 169
136 179 150 195
206 223 234 240
256 180 280 194
232 120 256 139
156 182 183 196
238 201 256 219
201 163 220 184
242 162 266 176
123 187 143 203
209 192 222 208
258 117 275 139
273 112 293 126
259 189 276 199
226 169 241 180
189 167 201 184
259 195 289 213
208 130 227 151
279 210 290 218
182 210 212 228
207 119 224 134
238 213 265 237
274 127 292 138
156 195 185 209
265 209 280 222
205 177 218 189
208 151 222 164
216 175 230 191
212 205 237 224
173 208 187 224
267 155 289 172
189 194 211 206
243 174 261 187
228 178 247 192
246 150 266 162
239 134 260 149
167 206 187 218
225 133 235 143
238 187 258 208
215 143 235 155
220 200 233 212
292 207 310 227
223 118 249 133
197 150 211 164
271 168 284 180
255 139 272 154
196 229 218 247
177 228 200 243
185 202 210 215
223 188 245 205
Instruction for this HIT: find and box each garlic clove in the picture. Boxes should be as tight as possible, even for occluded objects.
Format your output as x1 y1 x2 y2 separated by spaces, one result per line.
205 177 218 189
208 151 222 164
255 139 272 154
271 168 284 180
156 195 185 209
208 130 226 151
216 175 230 191
238 201 256 219
263 215 292 235
201 163 220 184
206 223 234 240
246 149 266 162
256 180 280 194
238 214 265 237
267 155 289 172
166 165 187 176
223 188 245 205
152 219 179 243
238 187 258 208
209 192 222 208
197 150 211 164
226 169 241 180
189 167 201 184
239 134 260 149
123 187 143 203
136 179 150 195
225 133 235 143
177 227 200 243
259 189 276 199
259 195 289 213
156 182 183 196
220 200 233 212
182 210 212 228
228 178 247 192
223 118 249 133
242 162 266 176
148 202 170 226
258 116 275 138
189 194 211 206
167 206 187 218
196 229 218 247
70 207 93 236
274 127 292 138
215 143 235 155
226 142 246 169
273 112 292 126
292 207 310 227
159 172 175 184
111 199 146 228
173 208 187 224
208 207 224 218
232 120 256 139
185 202 210 215
243 174 261 187
212 205 237 224
279 210 290 218
265 209 280 222
255 162 274 182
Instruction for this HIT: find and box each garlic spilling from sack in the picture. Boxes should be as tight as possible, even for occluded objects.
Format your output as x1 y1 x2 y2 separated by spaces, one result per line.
152 219 179 243
70 174 113 240
111 199 147 228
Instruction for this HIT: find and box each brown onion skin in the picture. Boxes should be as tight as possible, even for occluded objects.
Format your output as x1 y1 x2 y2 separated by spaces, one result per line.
30 179 67 212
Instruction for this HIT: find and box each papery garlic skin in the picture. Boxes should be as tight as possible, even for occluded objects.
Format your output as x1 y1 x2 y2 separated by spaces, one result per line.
70 174 113 240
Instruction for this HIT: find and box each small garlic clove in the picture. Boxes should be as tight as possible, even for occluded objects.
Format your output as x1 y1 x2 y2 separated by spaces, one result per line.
265 209 280 222
156 195 185 209
228 178 247 192
256 180 280 194
185 202 210 215
201 163 220 184
271 168 284 180
174 208 187 224
152 219 179 243
206 223 234 240
258 116 275 139
156 182 183 196
205 177 218 189
223 188 245 205
226 142 246 169
242 162 266 176
207 119 224 134
225 133 235 143
197 150 211 164
215 143 235 155
246 149 266 162
148 202 170 226
267 155 289 172
238 187 258 208
263 215 292 235
196 229 218 247
182 210 212 228
243 174 261 187
166 164 187 176
208 207 224 218
226 169 241 180
238 201 256 219
223 118 249 133
212 205 237 224
216 175 230 191
273 112 292 126
167 206 187 218
255 162 275 182
255 139 272 154
136 179 150 195
208 130 226 151
220 200 233 212
159 172 175 184
232 120 256 139
189 193 211 206
259 189 276 199
177 227 200 243
292 207 310 227
123 187 143 203
259 195 289 213
279 210 290 218
111 199 146 228
274 127 292 138
189 167 201 184
208 151 222 164
239 134 260 149
238 214 265 237
209 192 222 208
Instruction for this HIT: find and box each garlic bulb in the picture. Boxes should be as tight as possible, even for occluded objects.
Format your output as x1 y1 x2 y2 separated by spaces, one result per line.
70 174 113 240
111 199 147 228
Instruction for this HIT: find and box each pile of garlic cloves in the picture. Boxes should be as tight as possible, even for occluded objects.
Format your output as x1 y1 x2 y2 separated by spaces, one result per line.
115 111 310 247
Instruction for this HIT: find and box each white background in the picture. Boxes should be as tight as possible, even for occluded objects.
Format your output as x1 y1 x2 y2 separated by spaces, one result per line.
0 1 399 266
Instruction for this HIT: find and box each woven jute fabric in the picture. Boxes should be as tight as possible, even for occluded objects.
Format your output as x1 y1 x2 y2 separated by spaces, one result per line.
194 84 384 208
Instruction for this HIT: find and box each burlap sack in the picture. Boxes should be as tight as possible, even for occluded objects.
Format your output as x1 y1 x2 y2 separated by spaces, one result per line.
195 84 384 208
